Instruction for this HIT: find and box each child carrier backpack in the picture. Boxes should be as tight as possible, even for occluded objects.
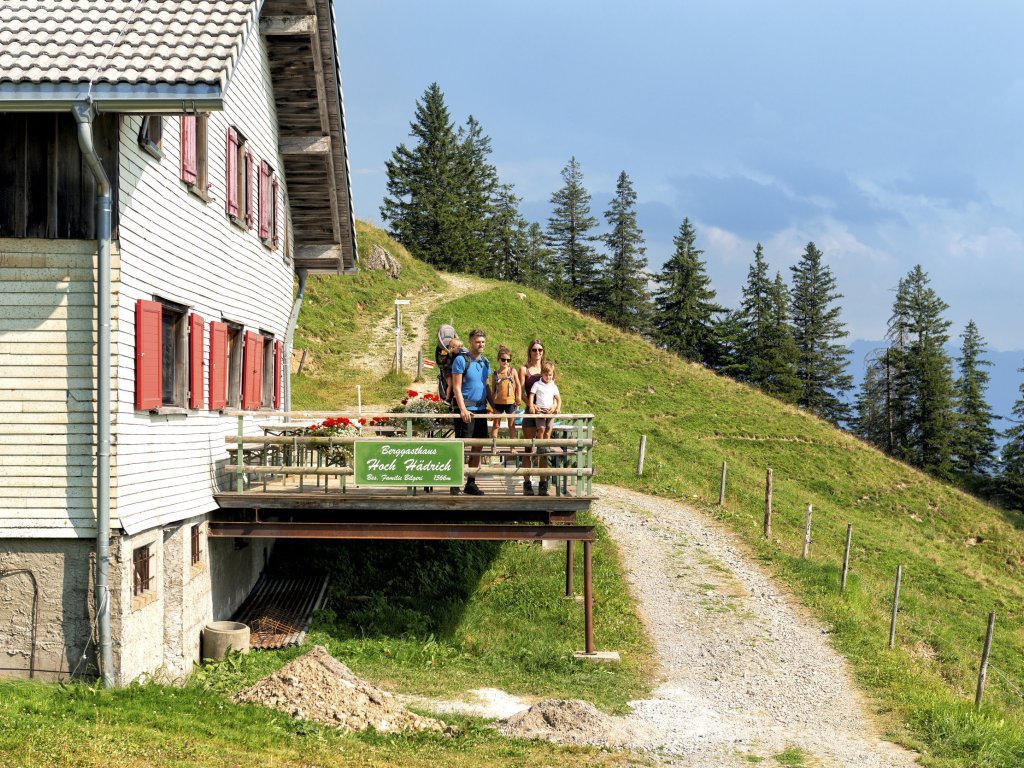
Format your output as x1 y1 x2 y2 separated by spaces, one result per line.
435 324 461 403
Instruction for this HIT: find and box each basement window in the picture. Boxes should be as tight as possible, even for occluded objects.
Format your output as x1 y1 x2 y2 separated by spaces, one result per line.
190 524 203 567
132 545 154 597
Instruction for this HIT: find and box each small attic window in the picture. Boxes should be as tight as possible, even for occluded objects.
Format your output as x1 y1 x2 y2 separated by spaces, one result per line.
138 116 163 159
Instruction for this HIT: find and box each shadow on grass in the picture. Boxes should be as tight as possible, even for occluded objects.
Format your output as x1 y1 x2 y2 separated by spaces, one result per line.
270 539 502 640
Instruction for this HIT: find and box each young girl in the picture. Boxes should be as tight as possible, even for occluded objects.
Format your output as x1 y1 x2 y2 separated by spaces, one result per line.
528 362 561 496
491 345 520 448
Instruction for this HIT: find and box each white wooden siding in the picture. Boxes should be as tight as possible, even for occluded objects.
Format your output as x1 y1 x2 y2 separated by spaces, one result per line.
0 240 120 538
114 29 294 535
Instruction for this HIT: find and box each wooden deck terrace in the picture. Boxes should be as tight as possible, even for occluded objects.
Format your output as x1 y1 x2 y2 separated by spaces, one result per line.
212 411 597 527
211 411 603 653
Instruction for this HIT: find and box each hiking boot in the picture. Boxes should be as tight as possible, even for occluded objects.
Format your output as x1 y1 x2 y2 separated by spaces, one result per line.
464 480 485 496
538 480 549 497
523 479 535 496
450 486 461 496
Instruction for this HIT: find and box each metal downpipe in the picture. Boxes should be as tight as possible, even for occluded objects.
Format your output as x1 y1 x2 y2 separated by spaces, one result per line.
72 102 114 687
283 268 308 418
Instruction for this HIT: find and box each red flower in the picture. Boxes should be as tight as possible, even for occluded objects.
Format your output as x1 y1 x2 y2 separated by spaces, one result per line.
339 417 352 426
358 418 366 425
406 389 418 397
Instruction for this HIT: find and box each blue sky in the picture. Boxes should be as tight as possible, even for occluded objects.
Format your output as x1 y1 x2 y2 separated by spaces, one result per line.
334 0 1024 357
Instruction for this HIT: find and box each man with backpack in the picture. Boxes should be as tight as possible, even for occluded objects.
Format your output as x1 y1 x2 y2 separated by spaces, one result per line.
450 328 492 495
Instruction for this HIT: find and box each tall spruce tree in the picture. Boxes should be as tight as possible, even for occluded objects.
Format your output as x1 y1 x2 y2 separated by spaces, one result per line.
456 115 500 273
855 348 896 449
887 265 957 477
730 244 773 382
381 83 462 269
596 171 650 332
759 272 801 403
953 320 999 479
546 157 602 311
1001 364 1024 509
652 218 724 364
521 222 554 291
789 242 853 424
484 184 529 283
381 85 499 273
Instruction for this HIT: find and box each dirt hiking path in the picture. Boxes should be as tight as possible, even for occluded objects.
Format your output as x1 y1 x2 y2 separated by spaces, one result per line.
348 273 490 381
591 485 918 767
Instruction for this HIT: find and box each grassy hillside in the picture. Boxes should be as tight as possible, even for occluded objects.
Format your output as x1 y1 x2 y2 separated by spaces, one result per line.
288 223 1024 765
291 220 445 408
425 283 1024 767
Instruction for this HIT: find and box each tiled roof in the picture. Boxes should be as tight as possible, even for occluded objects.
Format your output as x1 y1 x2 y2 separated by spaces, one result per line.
0 1 258 87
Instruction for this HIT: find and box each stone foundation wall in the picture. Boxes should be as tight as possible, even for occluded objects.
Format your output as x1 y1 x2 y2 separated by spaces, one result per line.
1 522 272 684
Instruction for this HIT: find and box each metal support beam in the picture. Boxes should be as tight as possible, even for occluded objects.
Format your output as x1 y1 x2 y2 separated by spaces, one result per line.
209 521 597 541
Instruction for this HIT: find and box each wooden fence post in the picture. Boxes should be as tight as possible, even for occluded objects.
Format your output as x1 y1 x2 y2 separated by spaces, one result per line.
763 468 773 538
976 612 995 708
801 504 812 559
296 348 308 376
416 350 423 381
889 564 902 649
841 524 852 592
719 461 727 506
637 435 647 476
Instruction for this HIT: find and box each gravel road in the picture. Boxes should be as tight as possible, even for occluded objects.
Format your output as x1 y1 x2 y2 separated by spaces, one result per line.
595 484 919 767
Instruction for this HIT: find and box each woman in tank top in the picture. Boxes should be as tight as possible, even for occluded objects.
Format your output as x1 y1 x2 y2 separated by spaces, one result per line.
518 339 547 496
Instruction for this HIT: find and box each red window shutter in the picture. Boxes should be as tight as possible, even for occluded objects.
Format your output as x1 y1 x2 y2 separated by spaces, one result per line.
271 175 280 248
209 321 228 410
225 128 239 217
180 115 197 184
242 331 264 410
188 313 205 409
135 300 162 410
259 161 271 240
274 340 282 409
244 151 255 229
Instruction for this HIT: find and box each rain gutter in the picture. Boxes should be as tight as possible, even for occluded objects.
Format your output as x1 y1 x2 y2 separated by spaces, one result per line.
72 101 115 688
283 269 309 417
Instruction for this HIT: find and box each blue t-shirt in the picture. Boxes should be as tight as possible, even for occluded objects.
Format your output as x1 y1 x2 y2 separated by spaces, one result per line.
451 353 490 409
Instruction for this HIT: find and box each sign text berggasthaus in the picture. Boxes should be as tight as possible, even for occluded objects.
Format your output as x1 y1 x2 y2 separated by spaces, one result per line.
353 440 464 487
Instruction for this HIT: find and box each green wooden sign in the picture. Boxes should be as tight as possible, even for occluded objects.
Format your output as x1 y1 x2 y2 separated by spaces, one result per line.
354 440 464 487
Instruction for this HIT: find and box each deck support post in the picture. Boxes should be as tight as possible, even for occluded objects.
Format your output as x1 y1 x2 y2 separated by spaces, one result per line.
584 539 594 654
236 415 245 492
566 540 574 597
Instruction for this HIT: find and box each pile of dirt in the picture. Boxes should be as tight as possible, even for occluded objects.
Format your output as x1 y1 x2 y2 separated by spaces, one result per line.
233 645 446 734
499 699 631 747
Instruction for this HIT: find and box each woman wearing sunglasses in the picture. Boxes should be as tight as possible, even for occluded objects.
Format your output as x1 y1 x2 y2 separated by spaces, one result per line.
518 339 548 496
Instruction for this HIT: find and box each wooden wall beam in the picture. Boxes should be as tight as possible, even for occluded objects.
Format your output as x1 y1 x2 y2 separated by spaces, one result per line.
260 15 315 35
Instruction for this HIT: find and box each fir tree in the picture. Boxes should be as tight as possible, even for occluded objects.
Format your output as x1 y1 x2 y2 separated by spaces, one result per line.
888 265 957 477
381 83 462 269
521 222 554 291
1001 364 1024 509
759 272 801 403
596 171 650 332
855 348 897 449
652 218 725 364
546 157 602 311
789 242 853 424
730 244 773 382
455 115 500 273
484 184 529 283
381 85 499 274
953 320 999 479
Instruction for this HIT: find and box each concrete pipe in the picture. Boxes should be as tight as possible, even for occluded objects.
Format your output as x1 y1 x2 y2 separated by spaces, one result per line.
202 621 250 661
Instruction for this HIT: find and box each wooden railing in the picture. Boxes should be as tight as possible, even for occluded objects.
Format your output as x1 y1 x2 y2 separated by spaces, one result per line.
225 411 596 497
